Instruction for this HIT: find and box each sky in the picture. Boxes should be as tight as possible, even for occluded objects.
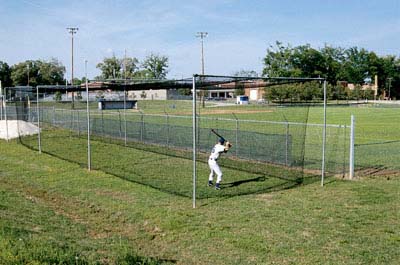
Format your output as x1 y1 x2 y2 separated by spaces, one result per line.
0 0 399 80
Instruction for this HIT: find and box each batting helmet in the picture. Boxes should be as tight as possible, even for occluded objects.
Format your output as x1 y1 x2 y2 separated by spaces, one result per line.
218 138 226 144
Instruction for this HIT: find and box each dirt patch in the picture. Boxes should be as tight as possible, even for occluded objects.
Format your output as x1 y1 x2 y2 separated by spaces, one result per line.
355 167 400 179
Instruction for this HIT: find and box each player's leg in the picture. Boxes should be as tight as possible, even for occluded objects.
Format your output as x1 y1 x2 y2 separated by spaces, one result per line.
208 160 214 186
214 163 223 190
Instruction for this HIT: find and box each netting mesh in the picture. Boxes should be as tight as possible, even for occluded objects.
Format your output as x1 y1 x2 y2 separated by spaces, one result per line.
4 76 351 206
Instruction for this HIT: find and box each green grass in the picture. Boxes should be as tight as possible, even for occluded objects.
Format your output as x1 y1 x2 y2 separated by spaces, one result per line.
1 139 399 264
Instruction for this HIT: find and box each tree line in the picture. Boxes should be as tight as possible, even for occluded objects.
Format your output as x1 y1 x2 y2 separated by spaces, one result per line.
0 53 169 88
1 42 399 99
262 41 400 100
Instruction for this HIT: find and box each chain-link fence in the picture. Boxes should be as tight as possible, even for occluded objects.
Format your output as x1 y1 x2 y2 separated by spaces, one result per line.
13 106 349 175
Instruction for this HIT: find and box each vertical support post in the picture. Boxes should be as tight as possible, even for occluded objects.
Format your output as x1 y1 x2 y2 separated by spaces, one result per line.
27 96 31 122
118 110 122 139
4 88 9 142
70 109 74 138
321 80 327 186
85 60 91 171
123 89 127 146
0 80 2 120
192 75 197 208
52 107 55 126
36 86 41 153
77 110 80 136
232 113 239 157
0 95 2 121
349 115 355 180
101 109 104 136
165 112 170 147
0 94 4 120
140 112 144 142
285 122 289 166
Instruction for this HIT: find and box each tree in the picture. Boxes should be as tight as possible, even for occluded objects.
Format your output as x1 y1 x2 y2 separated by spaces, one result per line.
96 56 140 80
234 70 258 77
234 82 245 96
141 53 169 79
123 57 139 78
54 91 62 101
10 59 65 86
0 61 12 87
338 47 370 84
262 41 295 77
96 56 122 79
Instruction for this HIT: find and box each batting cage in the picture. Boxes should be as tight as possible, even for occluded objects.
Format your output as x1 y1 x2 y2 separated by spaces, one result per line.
4 75 350 208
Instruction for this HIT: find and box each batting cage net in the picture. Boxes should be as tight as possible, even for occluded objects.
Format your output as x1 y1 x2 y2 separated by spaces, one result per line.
5 75 350 207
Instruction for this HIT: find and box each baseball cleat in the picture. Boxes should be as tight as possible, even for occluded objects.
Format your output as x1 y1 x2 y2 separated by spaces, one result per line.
208 180 213 187
215 183 221 190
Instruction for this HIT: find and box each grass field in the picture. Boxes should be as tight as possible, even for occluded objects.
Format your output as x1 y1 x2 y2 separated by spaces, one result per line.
1 139 400 264
2 100 400 264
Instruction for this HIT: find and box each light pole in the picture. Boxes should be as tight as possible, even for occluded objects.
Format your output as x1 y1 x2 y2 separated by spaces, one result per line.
196 32 208 107
67 27 78 108
196 32 208 75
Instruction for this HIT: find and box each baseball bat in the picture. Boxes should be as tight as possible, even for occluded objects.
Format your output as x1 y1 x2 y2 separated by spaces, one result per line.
211 129 223 138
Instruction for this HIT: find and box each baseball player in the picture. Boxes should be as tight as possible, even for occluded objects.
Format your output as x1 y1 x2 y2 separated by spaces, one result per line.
208 137 232 190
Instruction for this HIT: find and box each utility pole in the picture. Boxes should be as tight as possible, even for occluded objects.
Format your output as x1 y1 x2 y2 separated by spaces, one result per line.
67 27 78 108
196 32 208 107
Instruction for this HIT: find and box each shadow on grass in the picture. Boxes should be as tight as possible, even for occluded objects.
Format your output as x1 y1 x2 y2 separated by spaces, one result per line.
19 133 325 201
222 176 267 188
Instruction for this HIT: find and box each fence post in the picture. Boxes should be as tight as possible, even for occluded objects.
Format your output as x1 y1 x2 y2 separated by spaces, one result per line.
77 110 80 137
52 107 55 126
123 89 127 146
349 115 355 180
36 86 41 153
165 112 170 147
140 112 144 142
285 122 289 166
118 110 122 139
27 97 31 122
101 109 104 136
232 113 239 157
4 89 9 141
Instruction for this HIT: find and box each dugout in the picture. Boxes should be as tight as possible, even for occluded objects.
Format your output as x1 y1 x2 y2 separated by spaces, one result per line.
98 99 137 110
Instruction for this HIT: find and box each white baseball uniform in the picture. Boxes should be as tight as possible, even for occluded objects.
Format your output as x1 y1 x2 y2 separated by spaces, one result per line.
208 143 226 184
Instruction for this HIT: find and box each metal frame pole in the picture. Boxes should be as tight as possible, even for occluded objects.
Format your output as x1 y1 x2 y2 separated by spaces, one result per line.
321 80 327 186
285 122 289 166
165 112 170 147
85 60 91 171
0 95 2 121
36 86 41 153
192 75 197 208
123 89 127 145
4 88 9 142
349 115 355 179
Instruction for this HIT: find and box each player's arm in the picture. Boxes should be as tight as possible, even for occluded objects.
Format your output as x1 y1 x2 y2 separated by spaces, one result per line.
223 141 232 152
